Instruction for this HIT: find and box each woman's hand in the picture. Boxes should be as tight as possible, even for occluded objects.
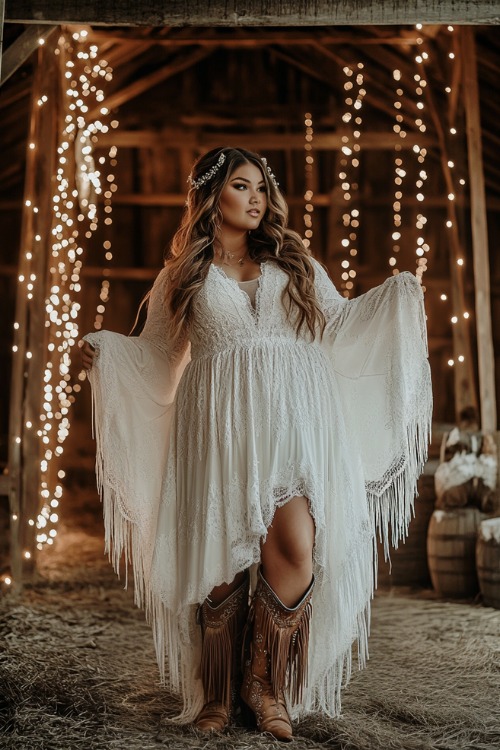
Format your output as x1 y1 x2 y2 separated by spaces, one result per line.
79 340 96 371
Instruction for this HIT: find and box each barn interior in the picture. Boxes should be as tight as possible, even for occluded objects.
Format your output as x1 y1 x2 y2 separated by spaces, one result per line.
0 6 499 749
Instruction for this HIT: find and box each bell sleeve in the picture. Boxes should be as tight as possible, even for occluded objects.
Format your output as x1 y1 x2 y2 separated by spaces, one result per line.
82 267 191 606
312 258 433 558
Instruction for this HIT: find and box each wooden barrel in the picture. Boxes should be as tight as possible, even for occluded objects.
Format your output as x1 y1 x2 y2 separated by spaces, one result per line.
476 518 500 609
377 469 436 588
427 507 486 597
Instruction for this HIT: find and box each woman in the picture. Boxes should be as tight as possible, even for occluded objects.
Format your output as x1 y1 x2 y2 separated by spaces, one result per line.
81 146 432 741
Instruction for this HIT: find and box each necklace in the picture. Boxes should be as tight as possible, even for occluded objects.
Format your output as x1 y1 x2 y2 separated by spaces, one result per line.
216 248 248 267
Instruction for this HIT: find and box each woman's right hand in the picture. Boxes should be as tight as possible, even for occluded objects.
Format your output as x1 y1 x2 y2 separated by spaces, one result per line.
80 340 96 371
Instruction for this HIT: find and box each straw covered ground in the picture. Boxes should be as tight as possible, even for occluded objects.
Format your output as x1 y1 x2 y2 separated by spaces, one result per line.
1 482 500 750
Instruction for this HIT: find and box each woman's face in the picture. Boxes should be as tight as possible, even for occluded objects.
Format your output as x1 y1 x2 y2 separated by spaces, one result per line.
218 162 268 233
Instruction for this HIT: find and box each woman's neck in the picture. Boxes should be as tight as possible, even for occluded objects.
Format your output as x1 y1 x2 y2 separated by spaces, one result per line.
214 229 249 264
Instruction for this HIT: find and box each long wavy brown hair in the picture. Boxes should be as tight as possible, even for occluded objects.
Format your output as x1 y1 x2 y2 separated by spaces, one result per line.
162 146 326 344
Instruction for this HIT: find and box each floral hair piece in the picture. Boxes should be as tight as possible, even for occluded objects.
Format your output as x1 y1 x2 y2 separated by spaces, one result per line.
261 157 279 189
187 152 226 189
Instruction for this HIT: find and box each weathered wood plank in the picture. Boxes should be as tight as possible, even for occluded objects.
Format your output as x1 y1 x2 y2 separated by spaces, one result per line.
462 27 497 432
5 1 500 26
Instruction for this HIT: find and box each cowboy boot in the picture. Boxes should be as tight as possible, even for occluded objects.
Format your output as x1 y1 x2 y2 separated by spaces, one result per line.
194 572 250 732
240 567 314 742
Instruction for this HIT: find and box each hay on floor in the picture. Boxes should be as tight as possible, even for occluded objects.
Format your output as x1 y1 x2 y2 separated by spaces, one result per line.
1 517 499 750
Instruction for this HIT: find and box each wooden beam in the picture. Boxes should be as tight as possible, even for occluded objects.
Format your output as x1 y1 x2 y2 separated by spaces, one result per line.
86 46 214 119
88 29 428 47
462 27 497 432
0 0 5 81
0 24 57 86
7 192 500 211
5 1 500 26
95 129 435 151
7 190 500 212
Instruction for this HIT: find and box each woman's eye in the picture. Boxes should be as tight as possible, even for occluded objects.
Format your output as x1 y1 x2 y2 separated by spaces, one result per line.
234 183 246 190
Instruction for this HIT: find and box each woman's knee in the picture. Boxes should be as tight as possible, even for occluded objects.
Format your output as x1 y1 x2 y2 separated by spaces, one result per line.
263 502 315 569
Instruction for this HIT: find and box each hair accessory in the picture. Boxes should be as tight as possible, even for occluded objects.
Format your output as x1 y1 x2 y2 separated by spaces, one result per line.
261 157 279 189
188 152 226 189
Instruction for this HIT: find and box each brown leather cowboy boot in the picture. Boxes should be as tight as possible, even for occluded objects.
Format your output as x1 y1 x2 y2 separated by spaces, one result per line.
194 572 250 732
240 567 314 742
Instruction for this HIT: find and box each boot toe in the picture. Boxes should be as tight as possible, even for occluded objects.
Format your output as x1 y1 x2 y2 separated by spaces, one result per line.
260 717 293 741
194 702 228 732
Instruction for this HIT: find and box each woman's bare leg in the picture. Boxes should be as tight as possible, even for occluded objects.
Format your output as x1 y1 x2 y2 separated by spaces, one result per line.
260 495 315 607
208 570 247 606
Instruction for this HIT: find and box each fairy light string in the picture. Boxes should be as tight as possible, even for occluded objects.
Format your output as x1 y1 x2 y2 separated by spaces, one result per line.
303 112 314 250
3 30 117 586
338 63 365 298
442 24 469 370
391 68 405 275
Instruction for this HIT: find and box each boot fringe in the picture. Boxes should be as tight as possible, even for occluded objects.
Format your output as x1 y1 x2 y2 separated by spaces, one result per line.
246 570 314 707
199 575 249 710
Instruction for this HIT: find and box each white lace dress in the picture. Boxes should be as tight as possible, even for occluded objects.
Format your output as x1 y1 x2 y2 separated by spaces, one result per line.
83 257 432 720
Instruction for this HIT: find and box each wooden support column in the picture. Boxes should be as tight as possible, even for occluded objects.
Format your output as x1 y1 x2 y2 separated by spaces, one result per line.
7 39 59 588
8 45 44 588
423 62 478 421
462 27 497 433
0 0 5 81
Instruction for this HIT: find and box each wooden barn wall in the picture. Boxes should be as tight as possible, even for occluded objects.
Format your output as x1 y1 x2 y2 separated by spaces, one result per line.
1 30 500 462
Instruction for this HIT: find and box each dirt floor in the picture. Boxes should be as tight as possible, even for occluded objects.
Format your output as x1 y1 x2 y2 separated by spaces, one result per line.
1 453 500 750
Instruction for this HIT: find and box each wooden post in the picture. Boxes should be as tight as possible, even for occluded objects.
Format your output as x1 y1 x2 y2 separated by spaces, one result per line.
7 38 59 587
8 44 44 589
22 41 60 573
462 27 497 433
0 0 5 82
423 62 478 420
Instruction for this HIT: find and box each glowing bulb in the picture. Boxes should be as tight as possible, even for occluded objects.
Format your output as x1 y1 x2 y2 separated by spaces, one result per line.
448 359 454 366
